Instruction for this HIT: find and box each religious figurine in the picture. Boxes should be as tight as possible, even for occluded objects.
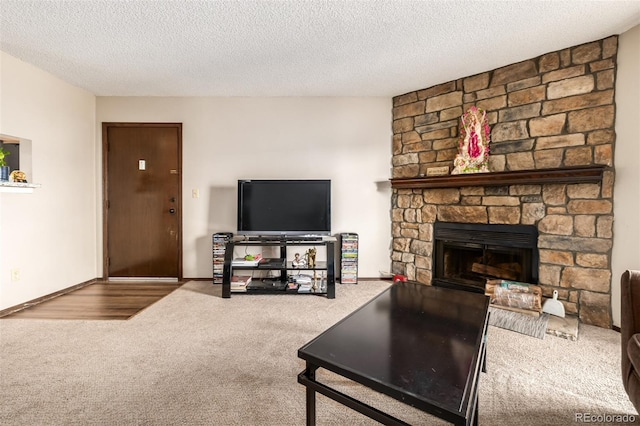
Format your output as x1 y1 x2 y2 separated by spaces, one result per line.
452 106 491 174
306 248 317 268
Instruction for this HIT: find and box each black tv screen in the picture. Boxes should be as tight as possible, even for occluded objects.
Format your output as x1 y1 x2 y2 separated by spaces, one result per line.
237 179 331 236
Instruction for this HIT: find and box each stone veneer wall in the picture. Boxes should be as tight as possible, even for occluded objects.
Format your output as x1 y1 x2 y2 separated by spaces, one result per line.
391 36 618 328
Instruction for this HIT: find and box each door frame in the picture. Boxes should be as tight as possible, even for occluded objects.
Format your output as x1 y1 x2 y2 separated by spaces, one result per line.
102 122 183 280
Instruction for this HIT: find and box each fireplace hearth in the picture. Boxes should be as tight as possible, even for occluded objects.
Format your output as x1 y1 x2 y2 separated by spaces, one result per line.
433 222 539 293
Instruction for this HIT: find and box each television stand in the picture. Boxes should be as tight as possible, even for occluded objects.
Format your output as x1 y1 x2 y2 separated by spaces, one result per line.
221 235 336 298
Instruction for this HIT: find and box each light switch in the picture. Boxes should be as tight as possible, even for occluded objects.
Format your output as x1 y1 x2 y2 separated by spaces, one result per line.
138 160 146 170
192 189 200 199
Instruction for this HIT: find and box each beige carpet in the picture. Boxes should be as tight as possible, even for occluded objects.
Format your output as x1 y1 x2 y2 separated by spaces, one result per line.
0 280 636 425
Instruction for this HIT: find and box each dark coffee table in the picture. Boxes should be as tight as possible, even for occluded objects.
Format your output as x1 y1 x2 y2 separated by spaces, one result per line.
297 281 490 425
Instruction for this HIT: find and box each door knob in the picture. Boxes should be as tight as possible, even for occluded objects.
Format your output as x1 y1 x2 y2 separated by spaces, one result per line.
169 208 176 214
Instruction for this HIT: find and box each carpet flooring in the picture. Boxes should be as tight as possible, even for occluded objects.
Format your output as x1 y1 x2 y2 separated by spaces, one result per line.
0 280 636 425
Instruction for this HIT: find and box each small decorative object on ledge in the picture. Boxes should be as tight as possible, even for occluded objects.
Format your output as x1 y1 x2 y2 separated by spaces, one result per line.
452 106 491 175
9 170 27 183
426 166 449 176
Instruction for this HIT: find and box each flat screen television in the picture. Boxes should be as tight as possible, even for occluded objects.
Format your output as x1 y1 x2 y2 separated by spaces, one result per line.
237 179 331 236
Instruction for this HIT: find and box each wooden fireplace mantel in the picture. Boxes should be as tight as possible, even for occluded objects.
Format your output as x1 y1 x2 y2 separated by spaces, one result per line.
390 165 607 190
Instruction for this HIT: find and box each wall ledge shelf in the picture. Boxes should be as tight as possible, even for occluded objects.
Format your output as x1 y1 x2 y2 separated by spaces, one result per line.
0 182 42 193
390 165 607 190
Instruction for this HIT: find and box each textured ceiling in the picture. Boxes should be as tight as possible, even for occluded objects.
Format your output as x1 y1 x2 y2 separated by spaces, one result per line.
1 1 639 97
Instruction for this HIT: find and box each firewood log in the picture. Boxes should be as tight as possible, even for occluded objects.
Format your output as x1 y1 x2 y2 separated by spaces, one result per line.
472 263 518 280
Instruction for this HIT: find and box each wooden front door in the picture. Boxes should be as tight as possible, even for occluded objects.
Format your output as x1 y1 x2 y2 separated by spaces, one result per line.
103 123 182 279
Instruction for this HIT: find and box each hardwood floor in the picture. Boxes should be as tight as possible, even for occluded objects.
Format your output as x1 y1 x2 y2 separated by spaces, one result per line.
1 281 184 320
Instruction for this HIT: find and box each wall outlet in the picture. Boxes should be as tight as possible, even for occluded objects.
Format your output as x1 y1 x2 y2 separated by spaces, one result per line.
11 269 20 282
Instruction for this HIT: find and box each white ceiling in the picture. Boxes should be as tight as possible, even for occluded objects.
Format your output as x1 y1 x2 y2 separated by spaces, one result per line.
1 1 639 97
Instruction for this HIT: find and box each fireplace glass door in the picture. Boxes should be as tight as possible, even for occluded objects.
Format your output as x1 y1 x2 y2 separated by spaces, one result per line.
432 222 538 293
438 241 532 291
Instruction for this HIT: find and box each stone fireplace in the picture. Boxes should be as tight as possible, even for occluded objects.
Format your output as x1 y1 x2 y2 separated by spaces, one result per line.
390 36 617 328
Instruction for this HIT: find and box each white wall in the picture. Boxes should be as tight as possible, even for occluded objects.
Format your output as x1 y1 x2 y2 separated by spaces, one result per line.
0 52 97 311
96 97 393 279
612 24 640 327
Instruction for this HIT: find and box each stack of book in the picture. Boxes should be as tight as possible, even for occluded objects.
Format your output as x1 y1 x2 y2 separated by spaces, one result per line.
295 274 312 292
230 275 252 292
297 282 313 293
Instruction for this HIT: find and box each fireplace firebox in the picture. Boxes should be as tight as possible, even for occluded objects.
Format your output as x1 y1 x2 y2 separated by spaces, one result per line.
433 222 538 293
